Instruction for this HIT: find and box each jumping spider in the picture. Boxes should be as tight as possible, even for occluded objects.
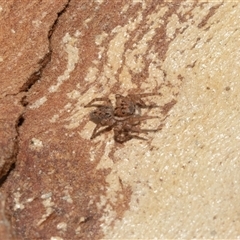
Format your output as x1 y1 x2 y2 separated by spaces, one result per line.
84 93 161 143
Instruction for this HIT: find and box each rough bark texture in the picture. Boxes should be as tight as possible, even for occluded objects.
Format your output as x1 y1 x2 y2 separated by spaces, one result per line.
1 1 240 239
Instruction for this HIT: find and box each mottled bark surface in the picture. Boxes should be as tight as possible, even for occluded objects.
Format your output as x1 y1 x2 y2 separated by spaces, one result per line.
1 1 240 239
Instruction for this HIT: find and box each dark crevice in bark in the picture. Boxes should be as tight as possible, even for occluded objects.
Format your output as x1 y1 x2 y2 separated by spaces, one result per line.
0 163 15 188
19 0 71 94
0 114 22 187
16 115 25 127
19 52 51 93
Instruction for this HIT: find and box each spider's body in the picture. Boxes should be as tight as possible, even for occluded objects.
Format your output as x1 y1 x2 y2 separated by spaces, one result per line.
84 93 161 143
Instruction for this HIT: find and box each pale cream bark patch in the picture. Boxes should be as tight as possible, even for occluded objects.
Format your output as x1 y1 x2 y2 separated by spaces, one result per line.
101 2 240 239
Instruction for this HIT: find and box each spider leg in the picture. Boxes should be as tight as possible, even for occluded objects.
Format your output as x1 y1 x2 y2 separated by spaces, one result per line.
129 92 162 99
91 126 113 139
84 97 112 108
129 127 158 133
125 116 163 136
130 123 164 134
114 132 147 143
90 124 102 139
90 123 115 139
129 93 162 109
127 115 160 124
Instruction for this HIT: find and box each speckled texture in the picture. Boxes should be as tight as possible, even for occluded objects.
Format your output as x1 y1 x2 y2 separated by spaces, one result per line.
0 0 69 179
1 1 240 239
0 193 14 240
0 1 69 239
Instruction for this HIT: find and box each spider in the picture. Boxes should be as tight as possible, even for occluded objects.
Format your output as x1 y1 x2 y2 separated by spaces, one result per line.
84 93 161 143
